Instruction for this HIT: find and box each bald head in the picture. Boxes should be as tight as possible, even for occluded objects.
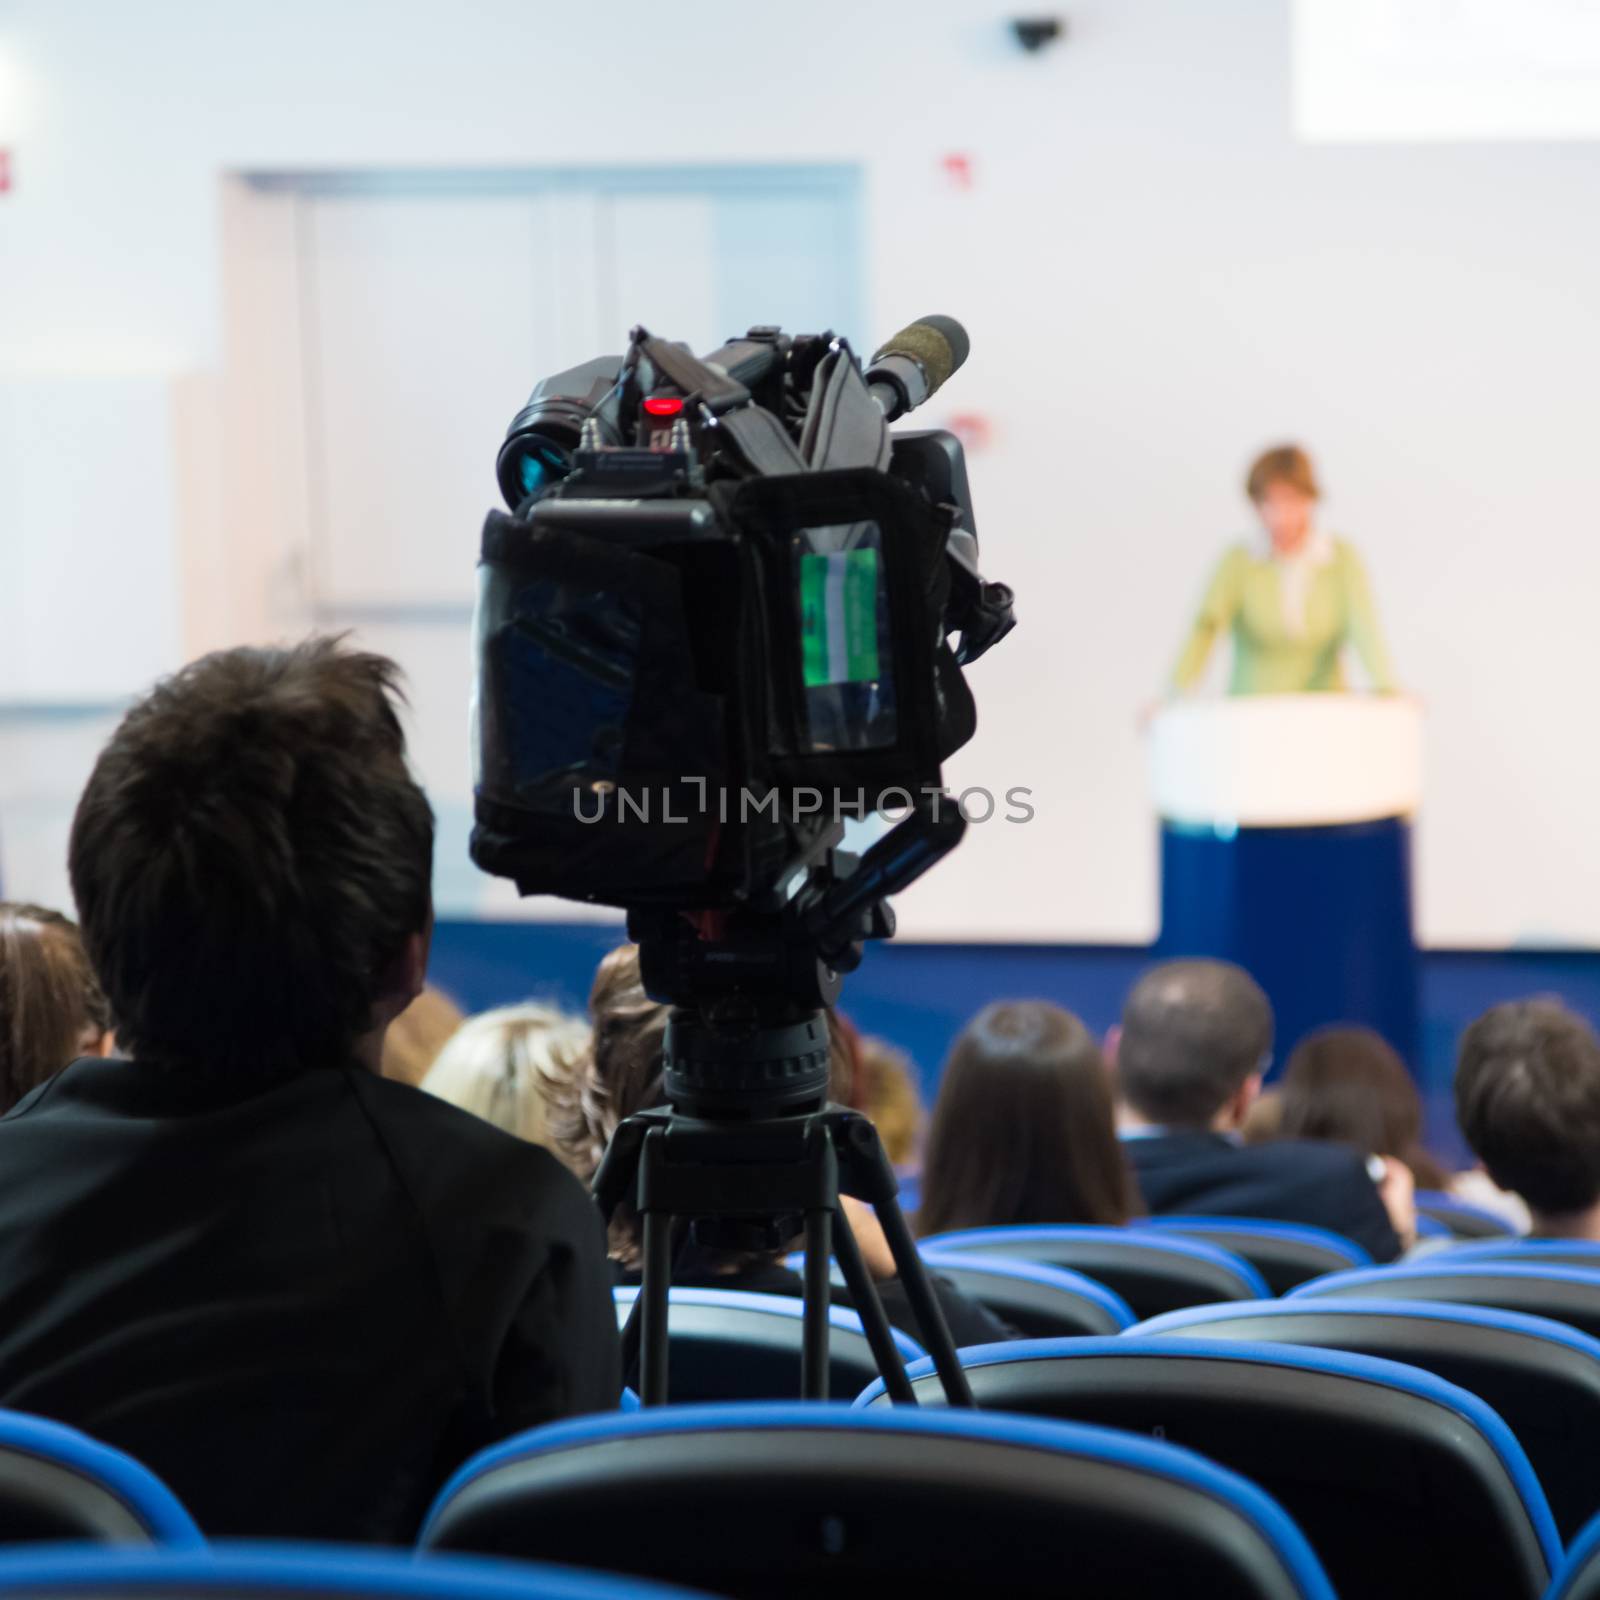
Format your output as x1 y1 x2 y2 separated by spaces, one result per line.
1118 960 1274 1128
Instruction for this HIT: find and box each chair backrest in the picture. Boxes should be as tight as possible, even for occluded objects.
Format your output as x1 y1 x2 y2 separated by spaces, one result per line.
1290 1262 1600 1340
858 1337 1558 1600
420 1402 1335 1600
916 1251 1134 1336
1132 1296 1600 1542
1142 1216 1371 1293
916 1225 1267 1317
1441 1239 1600 1271
611 1287 923 1402
1549 1508 1600 1600
1415 1190 1519 1239
0 1411 201 1546
0 1544 705 1600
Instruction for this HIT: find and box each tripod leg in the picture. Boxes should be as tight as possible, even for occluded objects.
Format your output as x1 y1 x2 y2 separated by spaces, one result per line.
801 1207 833 1400
619 1216 687 1395
876 1198 975 1407
639 1206 674 1406
833 1210 918 1404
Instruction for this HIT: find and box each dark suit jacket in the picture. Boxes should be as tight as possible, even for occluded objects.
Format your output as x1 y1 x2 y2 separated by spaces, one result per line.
0 1057 620 1543
1124 1130 1402 1262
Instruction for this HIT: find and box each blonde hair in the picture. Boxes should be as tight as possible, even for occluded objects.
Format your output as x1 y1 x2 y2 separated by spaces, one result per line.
855 1034 924 1168
422 1001 590 1148
1245 443 1320 503
381 985 465 1088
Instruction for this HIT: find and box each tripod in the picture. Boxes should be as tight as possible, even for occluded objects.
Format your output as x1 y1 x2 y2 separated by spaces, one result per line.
592 800 976 1407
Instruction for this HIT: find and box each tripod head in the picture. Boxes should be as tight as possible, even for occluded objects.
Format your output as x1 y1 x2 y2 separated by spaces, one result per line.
628 790 966 1123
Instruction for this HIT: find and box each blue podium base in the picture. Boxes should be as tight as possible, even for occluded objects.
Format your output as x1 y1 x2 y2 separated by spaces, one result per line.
1158 816 1419 1075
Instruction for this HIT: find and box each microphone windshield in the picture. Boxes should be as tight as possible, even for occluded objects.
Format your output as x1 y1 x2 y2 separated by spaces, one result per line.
870 315 971 398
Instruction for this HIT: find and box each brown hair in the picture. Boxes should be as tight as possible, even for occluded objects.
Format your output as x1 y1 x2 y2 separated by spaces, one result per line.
1277 1026 1450 1188
1456 999 1600 1218
917 1001 1137 1237
1246 444 1319 503
68 638 434 1077
0 903 112 1111
382 985 465 1087
1117 960 1273 1129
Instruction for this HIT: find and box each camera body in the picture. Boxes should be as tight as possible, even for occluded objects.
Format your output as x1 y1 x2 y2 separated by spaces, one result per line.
470 323 1011 916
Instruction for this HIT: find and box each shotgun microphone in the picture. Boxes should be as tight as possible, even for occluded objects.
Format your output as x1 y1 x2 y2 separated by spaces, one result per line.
865 315 971 421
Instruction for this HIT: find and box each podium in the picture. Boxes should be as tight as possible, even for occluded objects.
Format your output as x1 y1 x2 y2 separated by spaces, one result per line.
1147 695 1423 1072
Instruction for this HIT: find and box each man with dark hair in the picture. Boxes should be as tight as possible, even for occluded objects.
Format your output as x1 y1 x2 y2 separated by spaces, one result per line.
1115 959 1404 1260
0 640 618 1541
1457 999 1600 1237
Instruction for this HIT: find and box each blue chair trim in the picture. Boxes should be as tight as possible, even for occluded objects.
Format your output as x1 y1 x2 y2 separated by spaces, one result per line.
1550 1508 1600 1600
420 1402 1332 1599
916 1225 1270 1298
1143 1216 1372 1267
1290 1262 1600 1299
1128 1294 1600 1363
1415 1214 1450 1240
1443 1240 1600 1266
916 1250 1136 1329
1415 1191 1520 1237
853 1334 1562 1568
0 1545 689 1600
611 1286 924 1362
0 1411 202 1546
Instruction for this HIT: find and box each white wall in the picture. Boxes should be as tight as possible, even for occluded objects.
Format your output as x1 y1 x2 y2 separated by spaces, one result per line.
4 0 1600 946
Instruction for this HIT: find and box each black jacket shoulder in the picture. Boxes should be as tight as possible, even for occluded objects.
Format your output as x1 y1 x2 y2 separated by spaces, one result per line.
1126 1130 1402 1262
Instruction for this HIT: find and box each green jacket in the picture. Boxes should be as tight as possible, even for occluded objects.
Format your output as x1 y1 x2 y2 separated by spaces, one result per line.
1171 537 1397 695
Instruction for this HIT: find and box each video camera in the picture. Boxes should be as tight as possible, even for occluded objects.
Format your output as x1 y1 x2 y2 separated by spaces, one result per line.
468 317 1012 1405
469 316 1014 946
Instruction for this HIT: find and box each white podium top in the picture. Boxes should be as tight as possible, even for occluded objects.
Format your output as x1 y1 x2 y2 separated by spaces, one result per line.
1147 695 1424 828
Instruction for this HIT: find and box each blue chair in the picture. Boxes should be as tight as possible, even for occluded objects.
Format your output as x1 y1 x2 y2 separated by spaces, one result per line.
1415 1190 1520 1239
1291 1262 1600 1340
0 1411 201 1546
915 1252 1134 1335
1131 1296 1600 1541
611 1287 923 1402
916 1225 1267 1318
1436 1240 1600 1271
774 1248 1132 1336
1548 1507 1600 1599
858 1337 1558 1600
1142 1216 1371 1293
0 1545 705 1600
419 1402 1334 1599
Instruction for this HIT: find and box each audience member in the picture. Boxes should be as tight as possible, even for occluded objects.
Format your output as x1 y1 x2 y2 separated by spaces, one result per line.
1273 1025 1452 1189
917 1000 1137 1237
852 1029 924 1169
381 983 465 1087
1456 998 1600 1240
1115 959 1406 1259
0 640 618 1542
0 902 114 1112
556 943 1013 1346
423 1000 590 1146
1240 1087 1283 1143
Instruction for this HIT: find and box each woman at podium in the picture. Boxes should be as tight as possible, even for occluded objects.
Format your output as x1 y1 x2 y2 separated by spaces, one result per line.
1171 444 1397 695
